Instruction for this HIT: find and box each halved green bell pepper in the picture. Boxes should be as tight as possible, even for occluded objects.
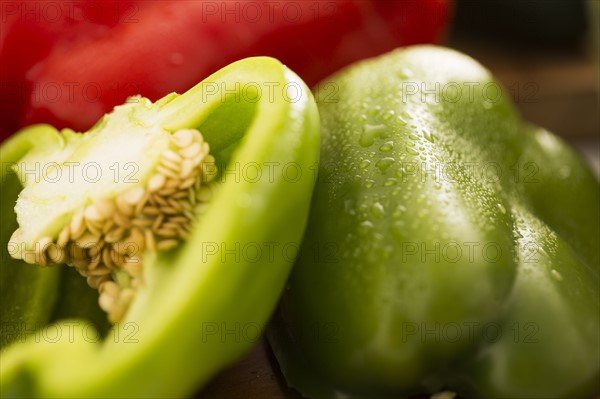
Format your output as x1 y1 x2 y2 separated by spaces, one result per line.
0 57 319 397
269 46 599 398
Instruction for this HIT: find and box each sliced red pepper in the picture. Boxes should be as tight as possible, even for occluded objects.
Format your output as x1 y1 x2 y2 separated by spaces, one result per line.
0 0 450 140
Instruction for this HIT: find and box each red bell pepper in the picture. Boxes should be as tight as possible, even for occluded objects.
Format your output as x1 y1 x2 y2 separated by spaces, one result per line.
0 0 450 140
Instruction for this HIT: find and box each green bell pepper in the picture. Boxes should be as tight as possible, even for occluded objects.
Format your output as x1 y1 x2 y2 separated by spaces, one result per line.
0 57 319 397
268 46 599 398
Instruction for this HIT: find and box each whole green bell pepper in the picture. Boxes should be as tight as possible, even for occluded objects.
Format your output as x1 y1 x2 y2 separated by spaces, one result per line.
0 57 319 397
268 46 599 398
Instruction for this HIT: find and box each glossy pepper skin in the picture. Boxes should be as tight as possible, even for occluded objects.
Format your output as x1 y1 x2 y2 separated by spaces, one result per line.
268 46 599 398
0 0 450 140
0 57 319 397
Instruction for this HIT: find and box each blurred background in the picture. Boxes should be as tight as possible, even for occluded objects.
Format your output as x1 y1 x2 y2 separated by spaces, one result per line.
449 0 599 176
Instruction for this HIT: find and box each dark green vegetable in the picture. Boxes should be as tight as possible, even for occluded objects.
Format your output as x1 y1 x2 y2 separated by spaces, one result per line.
0 57 319 397
269 46 599 399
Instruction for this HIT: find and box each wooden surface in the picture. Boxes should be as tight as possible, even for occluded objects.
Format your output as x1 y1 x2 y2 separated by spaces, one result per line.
195 35 599 399
197 339 301 399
